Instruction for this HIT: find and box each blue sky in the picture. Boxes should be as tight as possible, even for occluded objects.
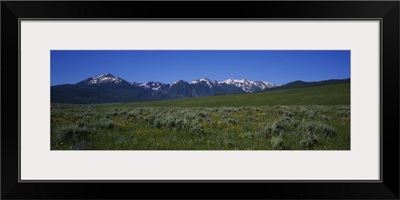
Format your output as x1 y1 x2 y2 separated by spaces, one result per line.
51 50 350 86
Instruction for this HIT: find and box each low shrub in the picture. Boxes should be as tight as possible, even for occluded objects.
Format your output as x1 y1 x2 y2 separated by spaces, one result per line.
279 109 294 118
52 125 94 146
306 110 318 120
197 112 210 118
244 131 262 139
320 114 330 122
300 132 319 149
297 121 336 137
258 122 283 137
223 118 238 125
270 135 286 150
224 139 236 148
96 118 115 129
190 124 205 134
337 110 350 117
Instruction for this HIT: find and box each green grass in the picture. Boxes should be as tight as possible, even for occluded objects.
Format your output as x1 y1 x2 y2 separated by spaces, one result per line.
51 106 350 150
51 84 350 150
105 83 350 107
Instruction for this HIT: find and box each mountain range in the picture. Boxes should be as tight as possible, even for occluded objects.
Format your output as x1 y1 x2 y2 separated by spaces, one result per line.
51 73 349 104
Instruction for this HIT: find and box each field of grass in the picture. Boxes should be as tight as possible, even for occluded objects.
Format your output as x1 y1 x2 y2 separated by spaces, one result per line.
111 83 350 107
51 84 350 150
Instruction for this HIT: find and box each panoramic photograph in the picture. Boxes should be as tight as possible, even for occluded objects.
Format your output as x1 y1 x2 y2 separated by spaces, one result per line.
51 50 350 150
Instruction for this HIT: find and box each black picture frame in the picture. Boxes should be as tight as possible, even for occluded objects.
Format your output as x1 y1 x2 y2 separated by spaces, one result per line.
2 1 399 199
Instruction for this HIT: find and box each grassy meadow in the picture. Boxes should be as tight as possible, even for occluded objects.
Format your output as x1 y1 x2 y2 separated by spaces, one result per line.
51 83 350 150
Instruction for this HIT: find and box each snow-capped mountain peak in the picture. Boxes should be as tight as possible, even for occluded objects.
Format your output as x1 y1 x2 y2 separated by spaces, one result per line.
190 78 218 87
220 79 235 84
172 79 186 85
77 74 279 95
200 78 211 81
81 73 124 85
139 81 167 91
219 78 278 92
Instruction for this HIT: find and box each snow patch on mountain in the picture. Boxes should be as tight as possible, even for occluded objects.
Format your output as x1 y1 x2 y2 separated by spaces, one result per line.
190 78 218 88
172 80 185 85
219 78 278 92
137 81 169 91
84 73 123 85
80 74 279 93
